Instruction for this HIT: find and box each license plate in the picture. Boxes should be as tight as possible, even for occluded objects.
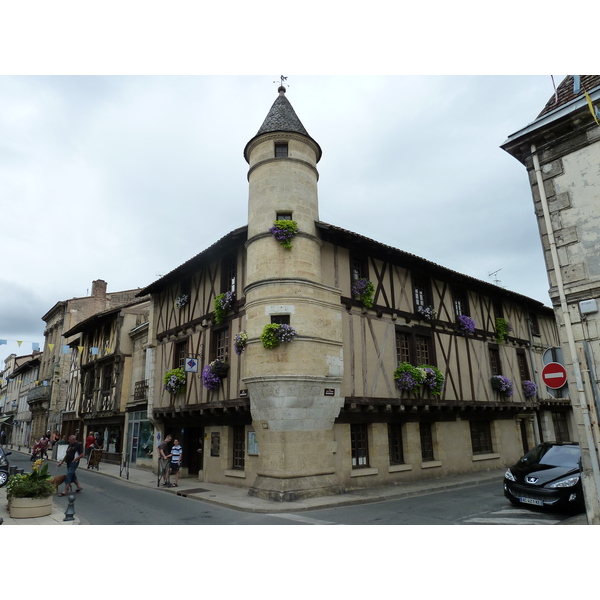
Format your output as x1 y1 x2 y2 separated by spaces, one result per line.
520 497 544 506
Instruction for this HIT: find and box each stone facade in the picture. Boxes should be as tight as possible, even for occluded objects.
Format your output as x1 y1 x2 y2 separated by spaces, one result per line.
502 74 600 522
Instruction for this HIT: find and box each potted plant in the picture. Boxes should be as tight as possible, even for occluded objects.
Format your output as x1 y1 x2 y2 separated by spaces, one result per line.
261 323 297 349
420 365 445 397
351 278 375 308
490 375 513 397
201 359 229 390
417 305 437 321
175 294 189 309
233 331 248 355
6 459 54 518
457 315 475 336
393 362 425 393
522 380 537 398
214 291 234 325
495 317 512 343
164 368 186 394
269 219 298 249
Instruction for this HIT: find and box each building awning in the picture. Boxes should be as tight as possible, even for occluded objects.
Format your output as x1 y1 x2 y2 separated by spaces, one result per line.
0 415 14 424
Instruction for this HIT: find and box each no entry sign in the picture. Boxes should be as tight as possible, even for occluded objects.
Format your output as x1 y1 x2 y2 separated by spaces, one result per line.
541 362 568 389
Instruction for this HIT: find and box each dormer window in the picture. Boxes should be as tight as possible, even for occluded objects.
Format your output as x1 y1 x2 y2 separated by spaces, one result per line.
275 143 288 158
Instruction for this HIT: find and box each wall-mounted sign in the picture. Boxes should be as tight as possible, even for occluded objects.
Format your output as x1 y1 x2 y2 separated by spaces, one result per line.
324 388 335 396
247 431 259 455
184 358 198 373
239 389 248 397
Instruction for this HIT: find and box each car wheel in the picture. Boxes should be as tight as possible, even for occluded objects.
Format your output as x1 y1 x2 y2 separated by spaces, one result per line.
0 470 8 488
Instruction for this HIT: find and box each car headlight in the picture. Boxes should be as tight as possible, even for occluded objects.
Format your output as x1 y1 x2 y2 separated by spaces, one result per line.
550 475 580 488
504 468 516 482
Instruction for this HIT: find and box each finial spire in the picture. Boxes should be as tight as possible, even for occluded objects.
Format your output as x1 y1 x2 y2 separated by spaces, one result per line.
274 75 288 93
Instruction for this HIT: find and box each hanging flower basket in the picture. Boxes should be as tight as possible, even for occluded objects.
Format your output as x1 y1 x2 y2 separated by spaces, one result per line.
394 363 445 396
417 305 437 321
522 380 537 398
491 375 513 396
351 278 375 308
233 331 248 355
457 315 476 336
420 365 445 397
269 219 298 249
214 291 234 325
164 368 186 394
175 294 189 309
201 359 229 390
261 323 297 349
495 317 512 343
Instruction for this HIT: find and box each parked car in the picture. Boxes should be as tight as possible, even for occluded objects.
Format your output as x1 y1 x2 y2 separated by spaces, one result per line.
504 442 584 513
0 445 11 487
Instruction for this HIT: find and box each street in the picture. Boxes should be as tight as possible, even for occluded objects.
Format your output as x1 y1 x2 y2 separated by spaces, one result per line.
7 452 581 525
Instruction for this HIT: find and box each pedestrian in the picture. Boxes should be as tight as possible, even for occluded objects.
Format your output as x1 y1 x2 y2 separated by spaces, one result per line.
39 434 49 460
0 429 6 446
169 438 183 488
158 434 172 487
85 431 96 462
57 434 84 496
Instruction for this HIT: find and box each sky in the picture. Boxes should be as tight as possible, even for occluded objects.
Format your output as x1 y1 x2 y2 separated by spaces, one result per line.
0 74 564 365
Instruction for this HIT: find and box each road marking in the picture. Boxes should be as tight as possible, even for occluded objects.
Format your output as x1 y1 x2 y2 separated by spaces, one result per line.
266 513 337 525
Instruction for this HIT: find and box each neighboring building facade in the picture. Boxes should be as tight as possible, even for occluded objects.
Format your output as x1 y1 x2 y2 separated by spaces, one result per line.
39 279 144 442
502 74 600 522
62 299 150 464
139 86 568 501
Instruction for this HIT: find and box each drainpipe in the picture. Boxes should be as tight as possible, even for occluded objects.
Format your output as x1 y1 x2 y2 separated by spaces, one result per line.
531 143 600 521
526 316 541 445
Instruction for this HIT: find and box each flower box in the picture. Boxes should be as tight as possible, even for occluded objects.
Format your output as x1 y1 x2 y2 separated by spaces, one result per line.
9 495 53 519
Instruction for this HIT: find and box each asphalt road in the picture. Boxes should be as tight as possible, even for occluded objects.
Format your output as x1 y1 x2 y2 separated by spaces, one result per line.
7 453 581 525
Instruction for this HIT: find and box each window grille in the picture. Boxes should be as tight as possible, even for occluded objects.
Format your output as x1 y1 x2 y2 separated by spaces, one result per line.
420 422 435 461
470 420 494 454
351 423 369 468
232 425 245 470
388 423 404 465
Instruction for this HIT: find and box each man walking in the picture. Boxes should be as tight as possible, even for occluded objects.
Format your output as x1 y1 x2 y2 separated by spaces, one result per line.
169 438 183 488
57 434 84 495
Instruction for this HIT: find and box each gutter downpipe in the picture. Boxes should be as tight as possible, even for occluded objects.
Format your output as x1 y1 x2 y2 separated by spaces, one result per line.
531 143 600 522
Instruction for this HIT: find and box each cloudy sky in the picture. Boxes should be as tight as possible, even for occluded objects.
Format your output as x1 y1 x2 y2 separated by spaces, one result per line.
0 74 565 364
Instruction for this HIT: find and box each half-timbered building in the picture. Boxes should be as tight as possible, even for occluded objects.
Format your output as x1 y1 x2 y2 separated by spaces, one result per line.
139 85 570 501
62 299 150 464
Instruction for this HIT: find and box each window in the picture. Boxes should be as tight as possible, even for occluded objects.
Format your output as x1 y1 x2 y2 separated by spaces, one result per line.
388 423 404 465
276 212 292 221
552 412 570 443
173 340 187 369
516 350 530 382
350 254 368 282
271 315 290 326
489 346 501 376
274 142 288 158
232 425 245 470
396 327 434 365
351 423 369 468
493 301 504 319
470 420 494 454
222 254 236 295
529 312 540 336
101 364 113 392
413 275 431 311
213 327 229 363
420 422 435 461
453 288 469 318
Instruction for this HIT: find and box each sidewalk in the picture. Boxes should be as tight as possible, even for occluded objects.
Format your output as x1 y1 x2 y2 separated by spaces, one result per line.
0 448 588 524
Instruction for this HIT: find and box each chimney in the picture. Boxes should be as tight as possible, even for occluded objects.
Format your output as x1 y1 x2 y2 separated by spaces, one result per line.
91 279 107 299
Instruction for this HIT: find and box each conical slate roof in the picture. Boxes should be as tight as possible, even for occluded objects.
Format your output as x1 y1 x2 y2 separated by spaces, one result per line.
244 87 321 162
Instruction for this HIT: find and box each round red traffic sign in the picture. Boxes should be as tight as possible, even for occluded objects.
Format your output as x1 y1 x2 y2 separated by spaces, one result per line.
541 362 568 389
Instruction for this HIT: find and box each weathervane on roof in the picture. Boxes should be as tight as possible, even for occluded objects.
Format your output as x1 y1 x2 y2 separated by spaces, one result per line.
274 75 289 89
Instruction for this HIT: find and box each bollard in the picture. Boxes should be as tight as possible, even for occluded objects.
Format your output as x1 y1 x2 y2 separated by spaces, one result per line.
63 495 76 521
16 468 24 475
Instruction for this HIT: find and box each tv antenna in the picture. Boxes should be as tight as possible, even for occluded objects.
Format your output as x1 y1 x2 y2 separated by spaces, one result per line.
488 268 502 286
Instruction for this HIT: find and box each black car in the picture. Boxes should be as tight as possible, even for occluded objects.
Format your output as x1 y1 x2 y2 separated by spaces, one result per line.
0 445 11 487
504 442 584 513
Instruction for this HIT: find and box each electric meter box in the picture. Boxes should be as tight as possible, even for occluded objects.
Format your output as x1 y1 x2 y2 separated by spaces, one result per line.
579 299 598 315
